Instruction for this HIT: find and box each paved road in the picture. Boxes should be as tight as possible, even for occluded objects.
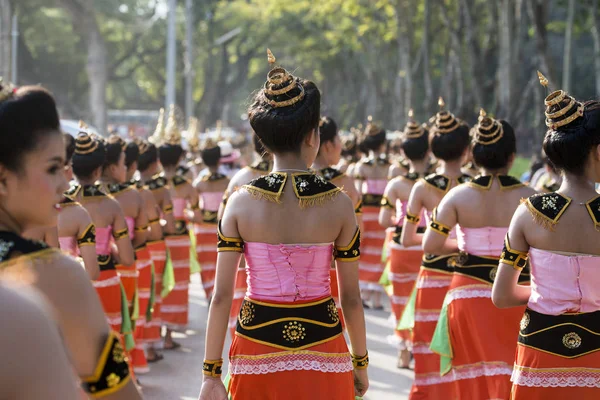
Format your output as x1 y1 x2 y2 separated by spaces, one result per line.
142 275 412 399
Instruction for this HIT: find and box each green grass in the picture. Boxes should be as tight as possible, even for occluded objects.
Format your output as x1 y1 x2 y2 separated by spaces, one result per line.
510 156 530 179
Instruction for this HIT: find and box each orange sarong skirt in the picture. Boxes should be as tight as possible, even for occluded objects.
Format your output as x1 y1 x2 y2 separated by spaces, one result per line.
162 234 190 330
358 205 386 292
195 223 218 299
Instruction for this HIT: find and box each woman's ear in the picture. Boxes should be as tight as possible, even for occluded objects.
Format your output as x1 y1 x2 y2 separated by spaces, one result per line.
305 128 318 148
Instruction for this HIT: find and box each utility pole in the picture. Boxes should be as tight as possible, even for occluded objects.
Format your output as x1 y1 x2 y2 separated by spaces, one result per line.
10 12 17 84
184 0 194 121
165 0 177 112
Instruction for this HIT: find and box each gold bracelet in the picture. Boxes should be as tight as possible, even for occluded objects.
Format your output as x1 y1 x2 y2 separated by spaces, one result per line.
352 351 369 369
202 358 224 377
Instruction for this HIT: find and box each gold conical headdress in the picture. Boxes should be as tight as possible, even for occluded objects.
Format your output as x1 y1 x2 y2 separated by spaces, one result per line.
432 96 459 135
186 117 200 152
163 105 182 145
364 115 382 137
472 108 504 146
538 71 584 130
148 108 165 145
263 48 305 109
403 108 426 139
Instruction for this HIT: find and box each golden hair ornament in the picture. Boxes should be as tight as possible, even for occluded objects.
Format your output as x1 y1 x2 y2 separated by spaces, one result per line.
538 70 584 130
163 105 182 145
365 115 382 137
149 108 165 145
263 48 305 109
472 108 504 146
74 131 99 155
537 71 549 88
404 108 425 139
432 96 459 135
186 117 200 152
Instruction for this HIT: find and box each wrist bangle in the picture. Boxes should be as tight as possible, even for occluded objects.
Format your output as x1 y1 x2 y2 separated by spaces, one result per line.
351 351 369 369
203 359 223 377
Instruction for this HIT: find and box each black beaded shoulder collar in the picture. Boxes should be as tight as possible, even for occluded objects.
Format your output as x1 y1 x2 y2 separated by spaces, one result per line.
362 156 390 166
523 192 572 231
423 173 472 193
402 171 420 182
248 160 272 173
201 172 227 182
103 182 133 195
0 231 51 266
172 175 191 187
242 172 341 208
145 174 168 191
82 184 108 199
176 165 190 177
467 175 523 190
320 167 345 182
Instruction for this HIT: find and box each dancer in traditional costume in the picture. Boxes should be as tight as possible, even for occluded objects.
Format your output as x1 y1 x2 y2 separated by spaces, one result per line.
355 116 390 309
198 50 368 400
379 109 430 369
71 131 136 337
400 98 472 400
219 133 272 338
424 110 535 399
124 140 165 363
0 83 140 398
313 116 362 329
57 132 100 279
157 106 203 346
194 141 229 301
101 135 151 374
337 132 359 175
492 83 600 399
136 136 178 352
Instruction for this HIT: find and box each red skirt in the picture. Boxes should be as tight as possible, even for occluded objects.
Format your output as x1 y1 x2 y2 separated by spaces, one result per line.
131 246 153 373
389 243 422 343
227 297 354 400
195 223 217 299
229 267 248 338
358 205 386 292
511 323 600 399
163 234 190 330
410 264 453 400
444 274 524 399
145 240 167 343
93 269 124 333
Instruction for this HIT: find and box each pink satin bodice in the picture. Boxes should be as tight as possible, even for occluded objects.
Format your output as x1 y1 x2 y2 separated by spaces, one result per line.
244 242 333 302
124 216 135 240
201 192 224 212
95 226 112 256
172 198 186 219
528 248 600 315
362 179 387 195
457 226 506 257
59 237 78 257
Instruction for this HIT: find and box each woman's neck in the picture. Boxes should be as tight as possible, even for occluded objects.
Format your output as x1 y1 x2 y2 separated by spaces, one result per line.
368 150 384 159
0 206 22 235
439 159 464 178
162 167 177 178
409 159 428 175
481 167 510 176
99 174 119 185
272 153 310 172
207 166 219 174
77 177 97 186
312 153 329 170
561 173 597 200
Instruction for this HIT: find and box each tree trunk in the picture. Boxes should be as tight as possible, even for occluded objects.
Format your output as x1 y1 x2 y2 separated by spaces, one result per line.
591 0 600 97
58 0 107 132
562 0 576 91
422 0 433 113
497 0 514 119
460 0 482 109
527 0 556 89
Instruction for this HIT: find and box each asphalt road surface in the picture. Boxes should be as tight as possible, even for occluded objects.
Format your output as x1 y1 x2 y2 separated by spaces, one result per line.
142 275 412 400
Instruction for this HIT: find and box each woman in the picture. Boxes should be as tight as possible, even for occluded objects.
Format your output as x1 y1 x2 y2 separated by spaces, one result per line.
125 139 165 362
57 132 100 280
0 84 140 398
158 107 203 347
492 90 600 398
313 116 363 328
400 98 472 400
218 133 272 338
354 116 390 309
70 130 136 337
337 132 358 175
198 51 368 400
378 110 430 369
424 110 535 399
194 140 229 301
101 135 151 374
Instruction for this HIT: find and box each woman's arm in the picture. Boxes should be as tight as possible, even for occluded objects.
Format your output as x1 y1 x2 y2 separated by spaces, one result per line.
110 200 135 266
492 206 532 308
422 193 459 255
378 180 399 228
186 183 204 224
132 192 149 248
400 182 425 248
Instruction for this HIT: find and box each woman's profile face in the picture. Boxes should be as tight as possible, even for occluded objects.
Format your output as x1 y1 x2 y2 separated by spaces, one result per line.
1 132 68 231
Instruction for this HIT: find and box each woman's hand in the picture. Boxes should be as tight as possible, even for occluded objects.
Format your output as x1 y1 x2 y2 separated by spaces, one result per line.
353 368 369 397
198 377 228 400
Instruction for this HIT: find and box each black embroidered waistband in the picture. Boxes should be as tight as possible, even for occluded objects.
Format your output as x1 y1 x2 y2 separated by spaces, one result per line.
392 225 426 245
97 254 116 272
518 308 600 358
235 297 343 351
362 194 383 207
421 253 457 274
454 253 530 285
202 210 218 225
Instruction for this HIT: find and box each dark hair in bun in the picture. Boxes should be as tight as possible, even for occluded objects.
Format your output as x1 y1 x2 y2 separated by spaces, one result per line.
0 85 61 171
136 139 158 172
472 120 516 170
72 133 106 179
158 143 184 168
430 124 470 161
319 116 338 145
402 130 429 161
104 135 125 168
360 127 387 152
252 133 268 157
124 141 139 168
64 133 75 164
201 145 221 167
543 100 600 175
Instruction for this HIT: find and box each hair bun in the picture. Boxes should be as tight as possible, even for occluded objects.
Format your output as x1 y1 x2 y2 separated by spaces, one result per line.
472 109 504 146
365 115 383 137
544 90 584 130
75 131 99 155
262 49 305 109
403 109 425 139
